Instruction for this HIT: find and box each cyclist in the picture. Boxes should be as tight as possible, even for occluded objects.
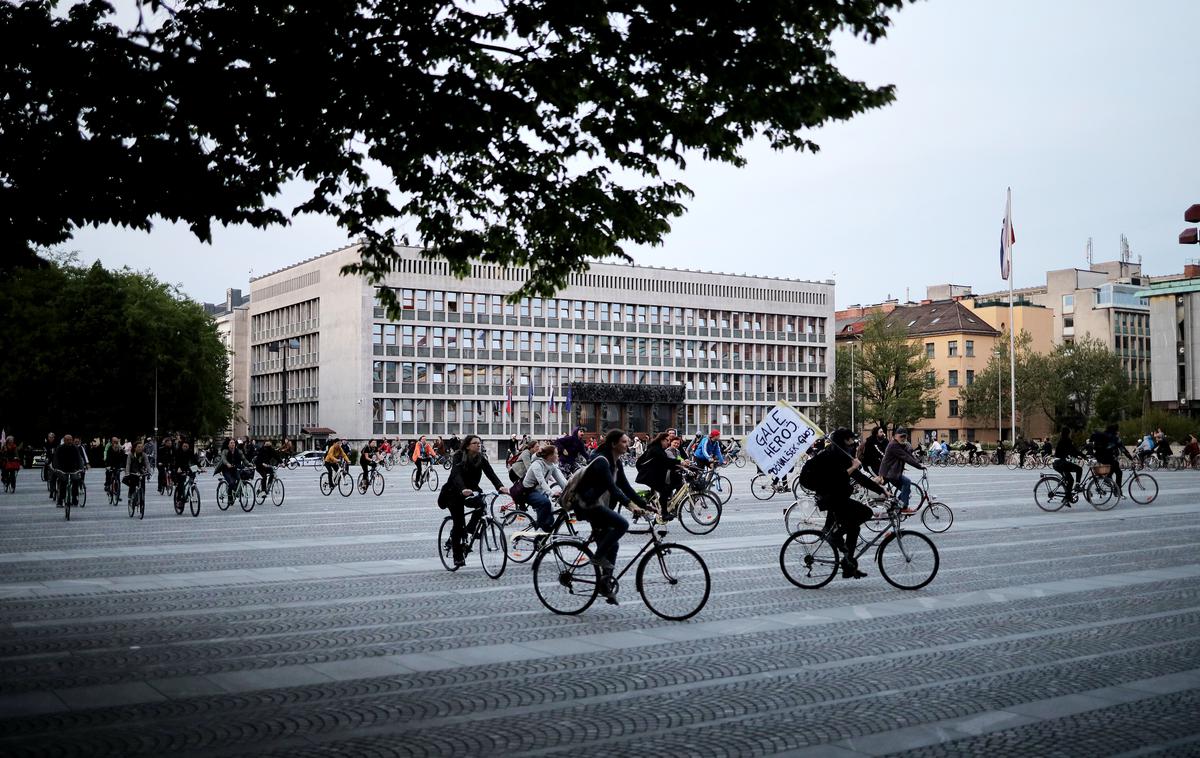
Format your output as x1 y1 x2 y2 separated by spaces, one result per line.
1183 434 1200 467
412 435 436 483
1051 427 1082 506
572 429 653 604
961 439 980 464
323 437 350 485
692 429 725 470
555 426 589 473
1040 438 1053 458
802 428 885 579
255 439 281 495
123 439 151 502
1089 424 1133 497
1154 430 1172 465
1135 432 1155 467
521 444 568 540
104 436 126 502
157 436 176 494
635 431 680 515
879 428 925 514
172 439 199 504
359 439 380 483
42 432 59 498
856 426 887 476
2 436 19 493
144 435 157 480
52 433 86 508
437 435 509 567
379 437 393 467
217 438 250 508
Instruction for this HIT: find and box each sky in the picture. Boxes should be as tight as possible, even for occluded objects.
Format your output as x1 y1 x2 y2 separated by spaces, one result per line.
67 0 1200 309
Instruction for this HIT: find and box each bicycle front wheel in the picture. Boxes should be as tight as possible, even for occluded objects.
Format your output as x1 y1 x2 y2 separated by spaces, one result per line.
479 519 508 579
712 475 732 505
239 485 254 512
637 542 710 621
1086 477 1117 510
189 485 201 517
877 530 938 590
1033 477 1066 512
532 539 599 615
216 481 231 510
370 473 384 497
503 509 536 563
750 475 776 500
319 473 334 496
779 530 839 589
1126 473 1157 505
679 491 721 535
426 468 439 491
411 469 422 491
783 497 821 534
921 502 954 533
437 517 457 572
337 471 354 497
271 478 286 506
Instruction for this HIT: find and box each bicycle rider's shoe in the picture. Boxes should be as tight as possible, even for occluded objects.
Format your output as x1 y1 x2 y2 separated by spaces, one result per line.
593 556 615 572
841 557 867 579
599 574 619 605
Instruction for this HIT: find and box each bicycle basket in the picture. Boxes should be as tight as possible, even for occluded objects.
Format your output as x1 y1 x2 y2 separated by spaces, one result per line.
1091 464 1111 476
239 468 255 481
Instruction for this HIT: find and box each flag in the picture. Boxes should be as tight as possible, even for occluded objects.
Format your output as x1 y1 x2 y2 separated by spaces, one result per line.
566 385 572 414
505 380 513 415
549 385 557 414
1000 187 1015 280
527 376 533 403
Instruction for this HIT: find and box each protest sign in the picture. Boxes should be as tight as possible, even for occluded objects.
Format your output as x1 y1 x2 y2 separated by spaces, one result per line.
742 402 823 478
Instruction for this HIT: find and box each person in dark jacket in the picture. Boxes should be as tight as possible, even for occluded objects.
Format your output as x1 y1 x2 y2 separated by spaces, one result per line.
52 434 85 507
43 432 59 496
157 437 176 494
1089 424 1133 496
104 436 127 502
804 428 885 579
172 440 199 504
1052 428 1082 505
855 426 887 476
555 427 588 472
575 429 651 604
438 435 508 567
635 431 679 511
255 440 282 494
879 428 925 513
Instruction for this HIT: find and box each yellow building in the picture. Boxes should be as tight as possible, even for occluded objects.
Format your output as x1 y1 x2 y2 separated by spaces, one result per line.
965 297 1056 441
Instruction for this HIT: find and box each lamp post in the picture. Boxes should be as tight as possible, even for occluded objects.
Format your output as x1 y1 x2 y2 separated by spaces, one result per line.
850 342 856 433
994 347 1002 444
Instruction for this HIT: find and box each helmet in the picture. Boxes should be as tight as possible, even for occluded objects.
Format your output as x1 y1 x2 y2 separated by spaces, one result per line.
709 430 721 438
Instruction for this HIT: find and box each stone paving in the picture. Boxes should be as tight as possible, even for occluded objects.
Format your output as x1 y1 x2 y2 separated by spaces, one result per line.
0 461 1197 756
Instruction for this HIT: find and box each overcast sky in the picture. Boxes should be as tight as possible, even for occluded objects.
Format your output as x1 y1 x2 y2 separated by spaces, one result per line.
68 0 1200 309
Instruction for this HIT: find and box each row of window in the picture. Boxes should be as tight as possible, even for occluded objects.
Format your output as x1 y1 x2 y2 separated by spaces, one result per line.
925 399 961 418
924 339 977 359
924 370 976 389
376 288 825 332
250 298 319 340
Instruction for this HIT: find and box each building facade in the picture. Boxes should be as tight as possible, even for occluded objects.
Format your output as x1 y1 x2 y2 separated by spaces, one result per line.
1142 264 1200 414
209 289 251 439
247 244 835 449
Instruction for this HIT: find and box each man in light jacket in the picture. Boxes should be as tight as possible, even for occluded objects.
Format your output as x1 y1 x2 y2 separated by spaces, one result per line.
879 428 925 514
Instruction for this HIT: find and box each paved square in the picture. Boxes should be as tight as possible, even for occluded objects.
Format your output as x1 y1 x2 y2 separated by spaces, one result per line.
0 462 1197 756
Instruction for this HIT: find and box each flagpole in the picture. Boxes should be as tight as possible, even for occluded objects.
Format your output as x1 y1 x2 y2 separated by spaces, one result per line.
1006 187 1017 445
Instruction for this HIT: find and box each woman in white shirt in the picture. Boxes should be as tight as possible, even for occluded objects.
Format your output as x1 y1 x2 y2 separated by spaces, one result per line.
522 444 568 535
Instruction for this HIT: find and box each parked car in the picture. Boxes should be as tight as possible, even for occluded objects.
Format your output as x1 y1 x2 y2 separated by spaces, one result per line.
286 450 326 469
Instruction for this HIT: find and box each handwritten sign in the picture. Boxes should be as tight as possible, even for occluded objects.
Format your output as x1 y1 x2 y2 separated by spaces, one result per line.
742 402 823 478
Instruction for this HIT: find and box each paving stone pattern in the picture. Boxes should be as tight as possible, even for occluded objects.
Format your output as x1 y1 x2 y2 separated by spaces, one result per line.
0 462 1197 756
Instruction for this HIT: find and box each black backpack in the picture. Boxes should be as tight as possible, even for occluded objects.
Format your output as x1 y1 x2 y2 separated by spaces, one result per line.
798 451 827 493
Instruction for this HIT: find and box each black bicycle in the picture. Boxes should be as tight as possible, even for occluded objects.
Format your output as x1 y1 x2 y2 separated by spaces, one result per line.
105 467 122 506
254 467 286 506
126 471 147 520
412 462 439 491
357 466 385 496
173 467 201 517
780 498 939 590
532 507 711 621
501 494 593 563
436 492 508 579
53 468 85 521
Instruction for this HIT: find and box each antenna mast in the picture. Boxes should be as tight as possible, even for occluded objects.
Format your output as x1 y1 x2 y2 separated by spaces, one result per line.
1120 233 1132 265
1086 237 1093 268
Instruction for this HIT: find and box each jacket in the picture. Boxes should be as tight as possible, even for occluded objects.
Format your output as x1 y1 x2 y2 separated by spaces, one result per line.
1054 437 1081 460
577 453 646 511
219 448 247 471
125 452 149 477
856 437 885 474
635 443 672 488
879 440 923 482
438 455 504 508
53 444 85 474
104 447 127 470
804 445 884 504
523 457 568 495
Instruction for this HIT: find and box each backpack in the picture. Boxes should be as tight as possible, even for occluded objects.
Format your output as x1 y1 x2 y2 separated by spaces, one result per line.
798 451 828 494
557 457 603 513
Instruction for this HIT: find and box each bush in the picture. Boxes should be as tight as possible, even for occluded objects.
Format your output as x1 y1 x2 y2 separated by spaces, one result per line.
1117 411 1198 444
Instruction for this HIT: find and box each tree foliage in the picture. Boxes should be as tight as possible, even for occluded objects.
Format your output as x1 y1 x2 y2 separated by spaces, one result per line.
0 254 232 440
840 313 940 429
819 345 862 431
959 330 1044 434
2 0 909 306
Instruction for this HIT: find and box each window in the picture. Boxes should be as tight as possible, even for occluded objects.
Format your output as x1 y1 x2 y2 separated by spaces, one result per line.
433 291 444 311
925 342 935 358
948 370 959 388
966 370 975 386
925 370 936 388
402 289 415 310
948 340 958 357
1062 293 1075 314
519 298 530 317
925 400 937 418
402 326 414 347
416 290 428 310
599 302 610 321
446 292 458 313
586 301 596 320
965 340 974 357
948 399 959 417
372 324 383 345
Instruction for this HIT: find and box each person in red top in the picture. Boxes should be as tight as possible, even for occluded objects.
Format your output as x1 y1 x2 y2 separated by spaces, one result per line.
1183 434 1200 467
412 435 436 482
2 436 20 494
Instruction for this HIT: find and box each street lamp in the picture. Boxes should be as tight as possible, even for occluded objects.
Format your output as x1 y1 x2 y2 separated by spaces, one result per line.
994 347 1002 444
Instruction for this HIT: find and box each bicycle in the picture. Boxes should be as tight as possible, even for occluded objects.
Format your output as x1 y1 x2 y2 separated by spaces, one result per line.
694 465 732 505
319 461 355 497
411 461 439 491
436 492 508 579
53 468 85 520
640 475 723 535
501 493 594 563
105 466 122 505
751 473 796 501
1124 469 1158 505
126 471 147 520
780 498 940 590
357 466 385 496
173 467 201 517
783 489 821 534
1033 461 1118 511
863 470 953 534
532 507 711 621
433 453 453 471
216 467 257 512
254 467 286 507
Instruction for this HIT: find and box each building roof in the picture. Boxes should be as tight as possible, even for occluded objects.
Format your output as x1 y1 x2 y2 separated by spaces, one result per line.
1136 278 1200 298
883 301 1001 338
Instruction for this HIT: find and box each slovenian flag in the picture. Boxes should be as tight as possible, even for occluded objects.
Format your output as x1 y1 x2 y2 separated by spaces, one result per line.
1000 187 1015 281
549 385 557 414
505 380 513 415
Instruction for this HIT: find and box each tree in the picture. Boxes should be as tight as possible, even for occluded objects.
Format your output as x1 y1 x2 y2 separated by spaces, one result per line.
2 1 909 308
1043 336 1124 431
0 254 232 440
852 313 939 429
820 345 862 431
959 330 1047 435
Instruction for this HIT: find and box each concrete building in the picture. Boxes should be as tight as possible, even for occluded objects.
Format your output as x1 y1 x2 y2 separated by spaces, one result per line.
209 289 251 439
246 244 835 450
976 261 1151 385
1141 262 1200 414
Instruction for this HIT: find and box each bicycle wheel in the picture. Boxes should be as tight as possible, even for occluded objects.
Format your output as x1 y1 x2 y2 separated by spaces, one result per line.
271 478 286 506
79 483 86 508
189 485 201 517
1033 477 1066 512
441 457 452 471
411 469 422 491
437 517 457 571
921 502 954 533
1086 477 1117 511
174 491 184 515
734 455 746 468
877 530 938 590
337 472 354 497
478 519 508 579
216 481 231 511
127 491 136 518
1126 473 1157 505
254 480 268 505
712 475 732 505
679 491 721 535
64 487 71 521
555 509 593 544
532 539 599 615
784 497 821 533
319 472 334 496
382 457 393 471
751 474 776 500
862 503 889 533
371 473 384 496
426 468 439 491
637 542 710 621
503 509 537 563
240 485 254 512
357 472 368 494
779 530 839 589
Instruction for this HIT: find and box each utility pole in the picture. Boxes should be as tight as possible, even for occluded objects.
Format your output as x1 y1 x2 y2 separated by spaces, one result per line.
850 343 855 433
